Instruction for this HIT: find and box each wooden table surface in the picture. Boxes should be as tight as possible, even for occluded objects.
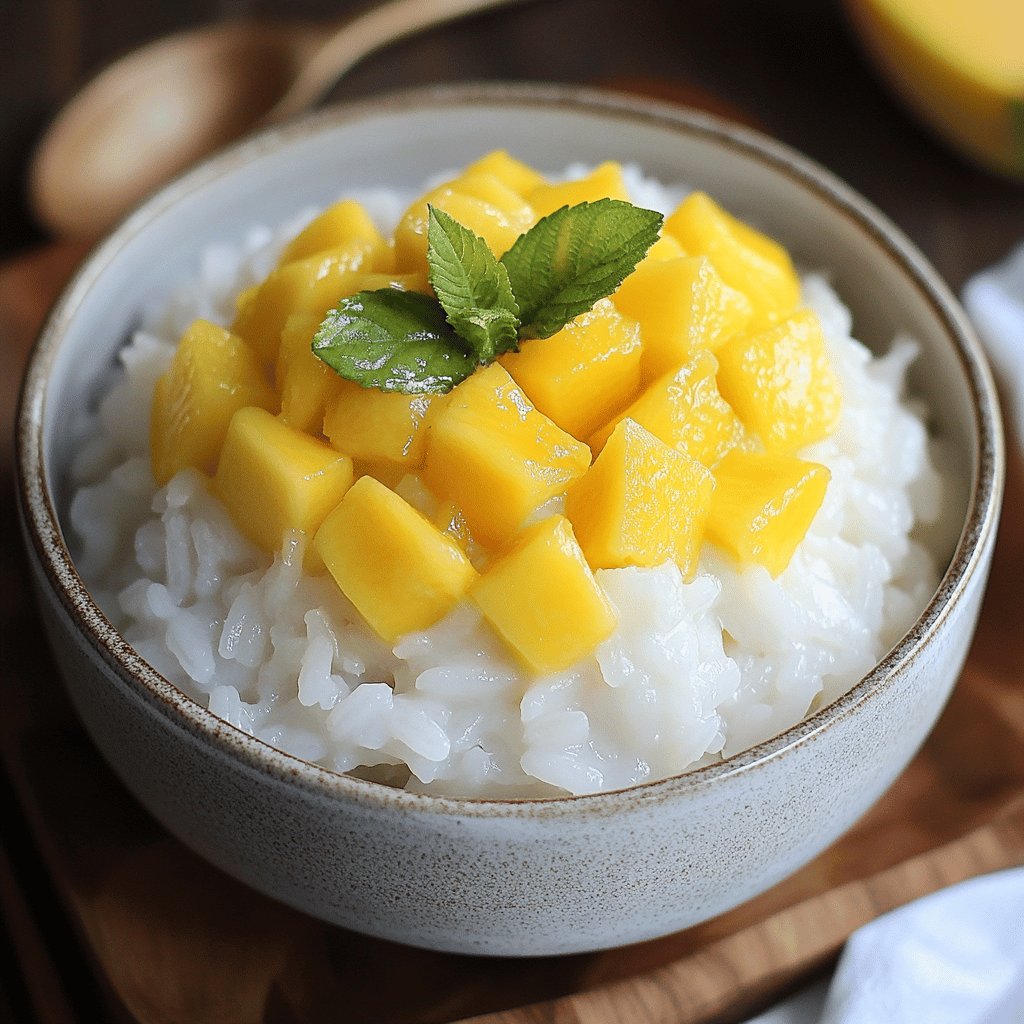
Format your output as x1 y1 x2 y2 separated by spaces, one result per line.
3 2 1024 1022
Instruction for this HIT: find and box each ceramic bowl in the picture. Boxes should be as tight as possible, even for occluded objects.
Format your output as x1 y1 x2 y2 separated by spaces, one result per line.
17 83 1003 956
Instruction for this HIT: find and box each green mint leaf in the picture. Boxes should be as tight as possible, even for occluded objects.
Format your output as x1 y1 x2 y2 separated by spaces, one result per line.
426 205 520 361
312 289 476 395
501 199 663 339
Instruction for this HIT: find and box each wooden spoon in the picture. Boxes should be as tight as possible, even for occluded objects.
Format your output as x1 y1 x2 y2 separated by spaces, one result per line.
452 798 1024 1024
29 0 534 240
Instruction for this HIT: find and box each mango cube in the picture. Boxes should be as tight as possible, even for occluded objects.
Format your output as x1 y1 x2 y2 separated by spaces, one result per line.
276 313 347 434
715 309 842 454
705 450 830 576
314 476 477 643
421 364 592 547
324 384 440 469
528 161 630 219
500 299 642 440
566 419 714 577
664 192 800 329
613 256 754 380
215 407 353 558
462 150 545 197
471 515 617 674
590 349 746 468
278 200 384 265
635 231 687 271
150 319 275 486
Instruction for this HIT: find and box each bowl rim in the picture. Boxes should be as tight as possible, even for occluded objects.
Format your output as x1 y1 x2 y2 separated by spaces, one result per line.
17 80 1004 819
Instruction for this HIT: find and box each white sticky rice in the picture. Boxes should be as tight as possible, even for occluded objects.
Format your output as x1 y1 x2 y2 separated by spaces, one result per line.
68 167 947 798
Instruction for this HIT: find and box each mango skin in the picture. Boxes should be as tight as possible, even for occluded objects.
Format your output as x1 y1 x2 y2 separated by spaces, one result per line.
705 450 830 577
422 364 592 548
471 515 618 675
314 476 477 643
150 319 275 486
566 419 714 578
214 407 353 563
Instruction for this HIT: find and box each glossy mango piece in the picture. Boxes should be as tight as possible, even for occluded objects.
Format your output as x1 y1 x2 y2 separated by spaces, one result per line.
314 476 477 643
471 515 617 674
716 309 842 454
528 161 630 219
634 231 688 271
613 255 754 380
500 299 643 440
664 192 800 330
215 407 353 561
276 313 346 434
566 419 714 577
421 364 592 547
462 150 546 197
150 319 275 486
705 450 830 576
278 200 384 265
590 349 746 468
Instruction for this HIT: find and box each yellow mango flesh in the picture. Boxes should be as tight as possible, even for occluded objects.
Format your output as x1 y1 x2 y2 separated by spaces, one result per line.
471 515 617 674
664 192 800 330
462 150 546 197
324 385 439 469
314 476 477 643
705 450 830 576
566 419 714 578
634 232 687 271
500 299 643 440
613 255 754 381
278 200 384 266
214 407 353 562
528 161 630 219
590 349 746 468
232 241 392 364
393 174 535 275
716 309 842 454
150 319 275 486
276 313 347 434
421 364 592 547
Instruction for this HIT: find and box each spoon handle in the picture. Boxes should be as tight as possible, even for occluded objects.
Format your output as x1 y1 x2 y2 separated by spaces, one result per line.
451 801 1024 1024
264 0 536 124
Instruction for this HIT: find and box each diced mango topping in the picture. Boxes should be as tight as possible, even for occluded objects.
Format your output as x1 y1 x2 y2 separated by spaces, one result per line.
463 150 545 197
528 161 630 219
278 200 385 266
705 450 830 576
566 419 714 578
500 299 643 440
591 349 747 469
613 255 754 380
314 476 477 642
665 192 800 330
324 385 439 469
277 312 347 434
422 364 592 547
215 407 353 560
471 516 618 674
150 319 275 486
716 309 842 453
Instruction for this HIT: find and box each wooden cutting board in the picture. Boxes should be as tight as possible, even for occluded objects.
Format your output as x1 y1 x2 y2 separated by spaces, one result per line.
1 234 1021 1024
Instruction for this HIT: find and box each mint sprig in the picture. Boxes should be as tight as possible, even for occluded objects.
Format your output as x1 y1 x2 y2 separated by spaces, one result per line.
312 196 663 394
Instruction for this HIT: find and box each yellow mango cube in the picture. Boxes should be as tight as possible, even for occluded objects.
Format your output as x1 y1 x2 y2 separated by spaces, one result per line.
613 255 754 381
215 407 353 558
278 200 384 265
314 476 477 643
635 231 687 271
393 174 535 275
566 419 714 577
462 150 546 197
705 450 830 576
324 384 440 469
471 515 617 674
528 161 630 219
664 192 800 329
276 313 347 434
421 364 592 547
716 309 842 454
590 350 746 468
500 299 643 440
231 241 379 364
150 319 275 486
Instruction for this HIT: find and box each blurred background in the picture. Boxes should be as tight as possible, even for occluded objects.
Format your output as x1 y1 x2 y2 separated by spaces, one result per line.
3 0 1023 288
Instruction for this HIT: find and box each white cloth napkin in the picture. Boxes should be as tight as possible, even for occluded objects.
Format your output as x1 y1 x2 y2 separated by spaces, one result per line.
743 243 1024 1024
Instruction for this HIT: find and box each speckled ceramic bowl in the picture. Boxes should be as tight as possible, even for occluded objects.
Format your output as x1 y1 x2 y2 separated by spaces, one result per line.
17 83 1003 956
